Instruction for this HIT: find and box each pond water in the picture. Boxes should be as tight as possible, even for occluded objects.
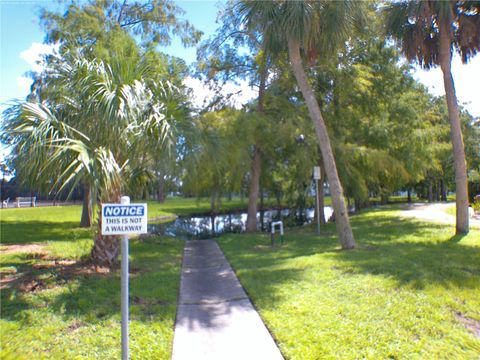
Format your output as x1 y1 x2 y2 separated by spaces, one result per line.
148 207 333 240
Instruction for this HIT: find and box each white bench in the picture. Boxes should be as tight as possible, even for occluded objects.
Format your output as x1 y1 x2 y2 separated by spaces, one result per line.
16 196 36 207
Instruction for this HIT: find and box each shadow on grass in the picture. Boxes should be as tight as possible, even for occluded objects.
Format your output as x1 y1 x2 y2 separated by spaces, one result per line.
0 221 91 245
341 213 479 288
0 237 182 327
218 211 480 308
447 233 468 243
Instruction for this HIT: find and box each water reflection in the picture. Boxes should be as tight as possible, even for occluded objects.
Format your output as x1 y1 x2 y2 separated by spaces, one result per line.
148 207 333 240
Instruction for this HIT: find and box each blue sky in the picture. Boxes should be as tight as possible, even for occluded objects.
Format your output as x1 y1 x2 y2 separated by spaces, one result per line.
0 0 221 107
0 0 479 115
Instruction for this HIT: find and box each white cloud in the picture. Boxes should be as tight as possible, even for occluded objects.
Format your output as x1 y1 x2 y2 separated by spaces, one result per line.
9 42 60 101
184 76 256 110
19 42 59 73
412 54 480 117
16 76 33 95
221 80 257 107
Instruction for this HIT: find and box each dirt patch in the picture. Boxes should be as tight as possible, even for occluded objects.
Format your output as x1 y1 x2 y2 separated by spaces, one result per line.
24 253 50 260
0 260 111 291
0 267 17 275
32 260 77 270
0 243 48 255
67 320 85 332
0 273 22 287
19 276 50 292
29 259 110 275
133 296 170 306
128 267 154 277
253 244 273 252
455 311 480 339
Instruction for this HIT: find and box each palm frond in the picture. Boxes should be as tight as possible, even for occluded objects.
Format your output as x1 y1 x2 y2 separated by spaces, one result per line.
2 51 177 203
384 0 480 67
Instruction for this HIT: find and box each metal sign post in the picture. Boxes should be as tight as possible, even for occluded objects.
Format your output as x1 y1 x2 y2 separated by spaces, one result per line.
313 166 321 235
120 196 130 360
101 197 148 360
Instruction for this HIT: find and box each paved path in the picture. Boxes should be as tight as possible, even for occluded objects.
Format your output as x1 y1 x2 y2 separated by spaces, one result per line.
399 202 480 228
171 240 284 360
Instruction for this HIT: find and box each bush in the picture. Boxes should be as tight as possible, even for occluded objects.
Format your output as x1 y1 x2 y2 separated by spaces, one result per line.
472 200 480 212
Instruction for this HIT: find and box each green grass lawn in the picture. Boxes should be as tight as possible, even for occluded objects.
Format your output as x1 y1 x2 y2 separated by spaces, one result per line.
1 207 92 259
0 207 183 359
1 194 319 226
147 195 331 217
443 203 479 218
148 196 251 217
218 209 480 359
3 202 479 359
445 204 457 217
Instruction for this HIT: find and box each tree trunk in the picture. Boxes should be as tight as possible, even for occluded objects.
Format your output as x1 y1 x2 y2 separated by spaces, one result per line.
381 194 388 205
287 38 355 249
80 182 92 228
211 215 216 236
157 174 166 203
355 198 368 211
210 187 219 214
246 53 267 232
246 145 261 232
211 190 215 213
428 181 433 203
441 179 447 202
91 233 121 268
439 21 469 234
407 189 412 203
259 185 265 231
91 190 121 268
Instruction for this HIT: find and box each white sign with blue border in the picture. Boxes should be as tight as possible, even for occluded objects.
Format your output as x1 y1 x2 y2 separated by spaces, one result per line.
101 203 148 235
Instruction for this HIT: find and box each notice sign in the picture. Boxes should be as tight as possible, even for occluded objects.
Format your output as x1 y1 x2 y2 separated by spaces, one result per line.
101 203 148 235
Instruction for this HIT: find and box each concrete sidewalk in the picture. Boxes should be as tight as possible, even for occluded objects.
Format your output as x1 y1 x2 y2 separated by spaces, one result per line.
399 202 480 228
171 240 284 360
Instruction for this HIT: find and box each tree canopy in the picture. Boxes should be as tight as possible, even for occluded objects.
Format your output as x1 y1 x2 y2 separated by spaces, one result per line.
1 0 479 263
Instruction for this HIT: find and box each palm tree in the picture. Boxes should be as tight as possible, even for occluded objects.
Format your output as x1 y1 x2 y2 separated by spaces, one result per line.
3 55 173 267
246 53 268 232
236 0 365 249
384 1 479 234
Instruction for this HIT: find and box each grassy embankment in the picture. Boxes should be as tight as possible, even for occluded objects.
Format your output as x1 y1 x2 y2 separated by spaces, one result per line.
0 196 297 359
218 207 480 359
